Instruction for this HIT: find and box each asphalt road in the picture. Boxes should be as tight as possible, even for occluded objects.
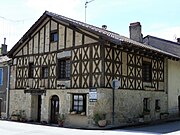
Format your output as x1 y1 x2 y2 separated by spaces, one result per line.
121 121 180 135
0 120 179 135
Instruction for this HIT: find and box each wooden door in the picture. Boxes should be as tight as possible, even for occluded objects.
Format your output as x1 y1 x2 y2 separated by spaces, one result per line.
50 95 59 124
37 95 41 122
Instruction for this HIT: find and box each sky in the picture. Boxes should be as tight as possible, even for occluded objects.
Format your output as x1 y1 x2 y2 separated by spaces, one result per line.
0 0 180 51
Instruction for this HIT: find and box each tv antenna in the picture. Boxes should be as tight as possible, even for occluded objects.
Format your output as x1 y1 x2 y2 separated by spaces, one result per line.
85 0 95 22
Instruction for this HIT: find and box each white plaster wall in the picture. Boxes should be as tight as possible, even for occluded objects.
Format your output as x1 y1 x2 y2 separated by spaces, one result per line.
168 59 180 114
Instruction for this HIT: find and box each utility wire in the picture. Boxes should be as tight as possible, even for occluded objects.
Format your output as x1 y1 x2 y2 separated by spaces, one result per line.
0 15 37 23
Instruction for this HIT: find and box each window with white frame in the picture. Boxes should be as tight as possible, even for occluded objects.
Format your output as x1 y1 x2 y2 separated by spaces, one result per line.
72 94 86 114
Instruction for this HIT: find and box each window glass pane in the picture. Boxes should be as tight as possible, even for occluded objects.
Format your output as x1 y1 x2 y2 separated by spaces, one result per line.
29 63 34 78
72 94 86 113
42 67 48 78
50 32 58 42
143 98 150 111
74 101 78 105
54 33 58 41
66 60 70 78
74 95 78 100
79 95 83 100
58 59 70 79
74 106 78 111
79 101 83 105
142 62 152 82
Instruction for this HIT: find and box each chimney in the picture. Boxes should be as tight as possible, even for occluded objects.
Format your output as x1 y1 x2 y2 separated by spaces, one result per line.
177 38 180 43
1 38 7 55
129 22 143 43
102 25 107 29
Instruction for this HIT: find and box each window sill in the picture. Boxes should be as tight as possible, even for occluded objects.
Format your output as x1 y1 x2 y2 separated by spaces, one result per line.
155 109 160 112
69 111 86 116
57 78 70 81
50 40 58 43
144 87 155 91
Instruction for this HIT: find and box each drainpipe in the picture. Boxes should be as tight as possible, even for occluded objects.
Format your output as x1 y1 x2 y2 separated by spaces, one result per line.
6 61 10 119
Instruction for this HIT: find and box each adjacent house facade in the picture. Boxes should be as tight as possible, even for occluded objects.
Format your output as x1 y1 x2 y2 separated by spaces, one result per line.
144 35 180 117
7 11 180 128
0 42 10 118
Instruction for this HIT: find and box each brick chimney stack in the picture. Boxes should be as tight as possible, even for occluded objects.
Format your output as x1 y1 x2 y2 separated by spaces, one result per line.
102 25 107 29
1 38 7 55
177 38 180 43
129 22 143 43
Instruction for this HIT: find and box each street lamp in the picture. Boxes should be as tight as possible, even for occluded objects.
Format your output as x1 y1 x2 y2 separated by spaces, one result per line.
85 0 95 22
112 79 120 125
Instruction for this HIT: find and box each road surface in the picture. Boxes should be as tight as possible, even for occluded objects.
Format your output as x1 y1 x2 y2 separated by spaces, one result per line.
0 120 180 135
121 121 180 135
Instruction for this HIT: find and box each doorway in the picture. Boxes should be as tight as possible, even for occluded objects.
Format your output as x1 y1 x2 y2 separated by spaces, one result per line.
50 95 59 124
31 95 42 122
37 95 42 122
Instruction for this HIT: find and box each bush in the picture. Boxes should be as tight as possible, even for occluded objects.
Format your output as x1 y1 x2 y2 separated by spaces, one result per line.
93 113 106 124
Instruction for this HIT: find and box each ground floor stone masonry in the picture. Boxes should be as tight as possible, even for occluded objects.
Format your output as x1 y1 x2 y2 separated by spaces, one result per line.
9 88 168 128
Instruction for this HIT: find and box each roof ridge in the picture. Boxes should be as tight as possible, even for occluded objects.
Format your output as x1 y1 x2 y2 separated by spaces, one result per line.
45 11 120 35
145 35 180 46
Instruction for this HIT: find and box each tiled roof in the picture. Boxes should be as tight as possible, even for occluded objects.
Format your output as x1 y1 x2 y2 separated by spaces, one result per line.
47 11 180 59
144 35 180 58
8 11 180 59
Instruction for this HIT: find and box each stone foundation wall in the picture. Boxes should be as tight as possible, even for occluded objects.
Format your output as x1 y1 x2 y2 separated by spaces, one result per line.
93 88 167 126
9 90 31 120
9 88 167 127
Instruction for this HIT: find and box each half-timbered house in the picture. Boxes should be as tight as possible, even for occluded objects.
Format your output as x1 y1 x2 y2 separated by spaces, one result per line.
8 11 180 128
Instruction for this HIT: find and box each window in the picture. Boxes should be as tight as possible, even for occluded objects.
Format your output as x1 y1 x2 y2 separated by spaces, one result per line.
0 68 3 86
50 31 58 42
72 94 86 113
42 66 48 78
142 61 152 82
143 98 150 113
155 99 160 111
58 59 70 79
28 63 34 78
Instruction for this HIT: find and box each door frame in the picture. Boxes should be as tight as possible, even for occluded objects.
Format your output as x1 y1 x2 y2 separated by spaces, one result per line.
50 95 59 124
37 95 42 122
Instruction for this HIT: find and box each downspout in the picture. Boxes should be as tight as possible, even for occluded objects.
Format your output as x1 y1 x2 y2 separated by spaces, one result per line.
6 61 10 119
